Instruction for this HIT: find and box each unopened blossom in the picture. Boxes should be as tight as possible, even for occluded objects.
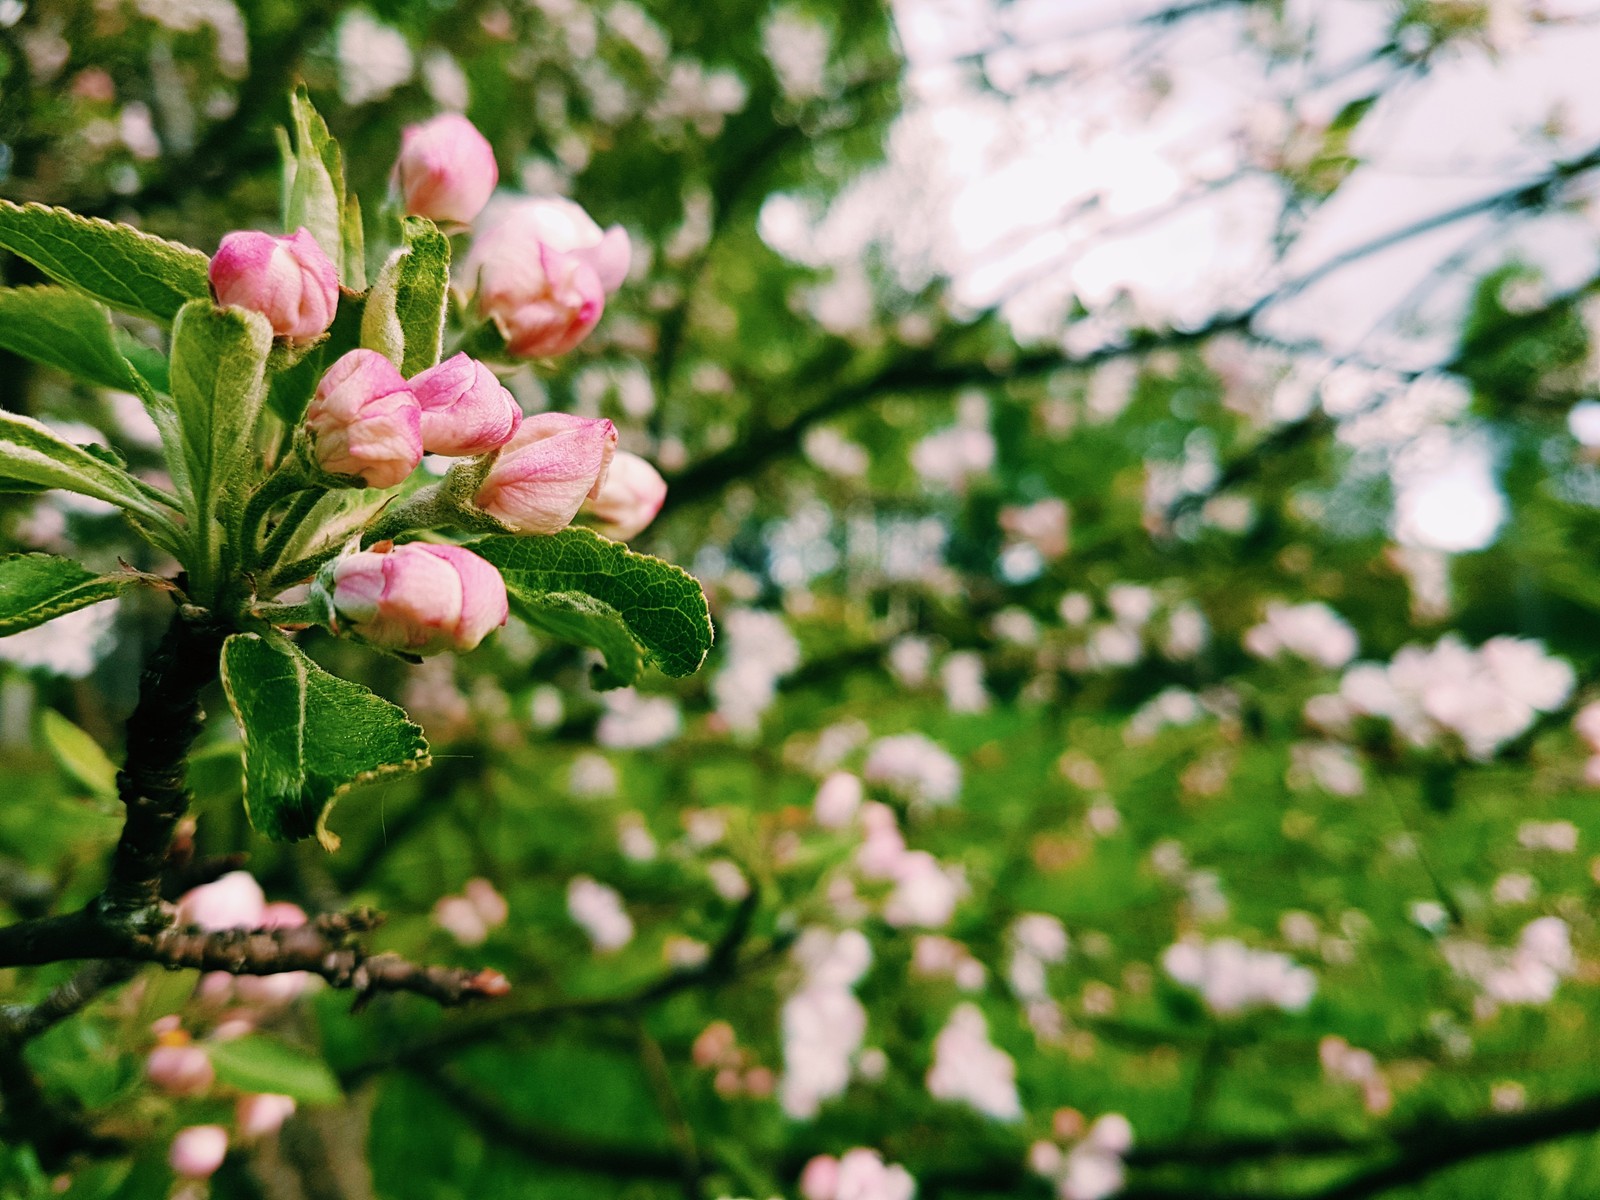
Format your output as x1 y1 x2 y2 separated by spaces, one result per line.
409 353 521 456
582 450 667 540
395 112 498 225
567 876 633 951
145 1042 213 1096
463 197 630 358
236 1094 296 1140
170 1125 228 1179
305 349 423 488
925 1003 1022 1120
328 542 507 655
177 870 265 930
210 228 338 342
473 413 617 533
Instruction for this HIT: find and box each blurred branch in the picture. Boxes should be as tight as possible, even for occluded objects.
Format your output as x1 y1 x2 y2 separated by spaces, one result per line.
342 888 769 1084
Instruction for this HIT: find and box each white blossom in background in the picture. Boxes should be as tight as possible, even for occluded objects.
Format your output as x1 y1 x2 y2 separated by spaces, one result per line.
1319 1036 1392 1114
135 0 248 77
1008 913 1068 1002
1518 820 1579 852
912 935 987 992
1161 602 1210 660
712 609 801 734
706 859 750 902
780 928 873 1119
863 733 961 809
763 6 831 101
336 9 414 105
883 850 966 929
566 876 634 952
999 497 1070 560
887 636 935 688
814 772 864 829
799 1148 916 1200
568 751 619 799
596 688 683 749
1574 700 1600 784
1125 686 1205 743
433 878 509 947
911 424 995 492
1243 601 1359 670
617 812 659 862
1337 636 1574 760
1029 1112 1134 1200
1287 741 1365 797
0 601 117 678
940 651 990 714
925 1003 1022 1121
1443 915 1574 1007
1161 937 1316 1015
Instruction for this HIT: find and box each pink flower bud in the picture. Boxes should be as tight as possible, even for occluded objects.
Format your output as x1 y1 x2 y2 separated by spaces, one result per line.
473 413 616 534
410 353 522 456
395 113 499 225
236 1093 297 1140
145 1044 214 1096
329 542 508 655
210 228 338 343
177 871 265 931
799 1154 840 1200
582 450 666 540
305 349 423 488
462 198 630 358
169 1125 228 1179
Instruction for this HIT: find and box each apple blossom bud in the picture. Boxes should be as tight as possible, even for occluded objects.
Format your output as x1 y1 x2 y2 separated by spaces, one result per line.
305 349 423 488
177 871 265 931
327 541 508 655
169 1125 228 1180
582 450 666 540
462 198 630 358
210 228 338 343
236 1094 296 1140
410 353 522 456
799 1154 840 1200
395 113 499 225
145 1043 214 1096
473 413 616 534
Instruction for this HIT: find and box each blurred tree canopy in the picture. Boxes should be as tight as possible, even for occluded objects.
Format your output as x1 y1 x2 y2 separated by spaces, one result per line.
8 1 1600 1199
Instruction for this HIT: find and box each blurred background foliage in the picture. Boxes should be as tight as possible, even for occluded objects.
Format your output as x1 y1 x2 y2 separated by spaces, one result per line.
8 0 1600 1198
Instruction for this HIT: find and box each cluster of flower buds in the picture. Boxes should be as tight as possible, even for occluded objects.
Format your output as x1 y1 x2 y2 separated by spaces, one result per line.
200 110 673 657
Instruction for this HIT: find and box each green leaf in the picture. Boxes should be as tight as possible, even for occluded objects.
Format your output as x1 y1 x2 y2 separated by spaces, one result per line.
343 192 367 293
0 200 209 323
220 633 430 847
0 286 143 391
360 217 449 376
0 552 137 636
0 411 181 532
168 300 273 566
39 709 118 801
284 87 347 273
205 1036 343 1104
473 529 714 685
